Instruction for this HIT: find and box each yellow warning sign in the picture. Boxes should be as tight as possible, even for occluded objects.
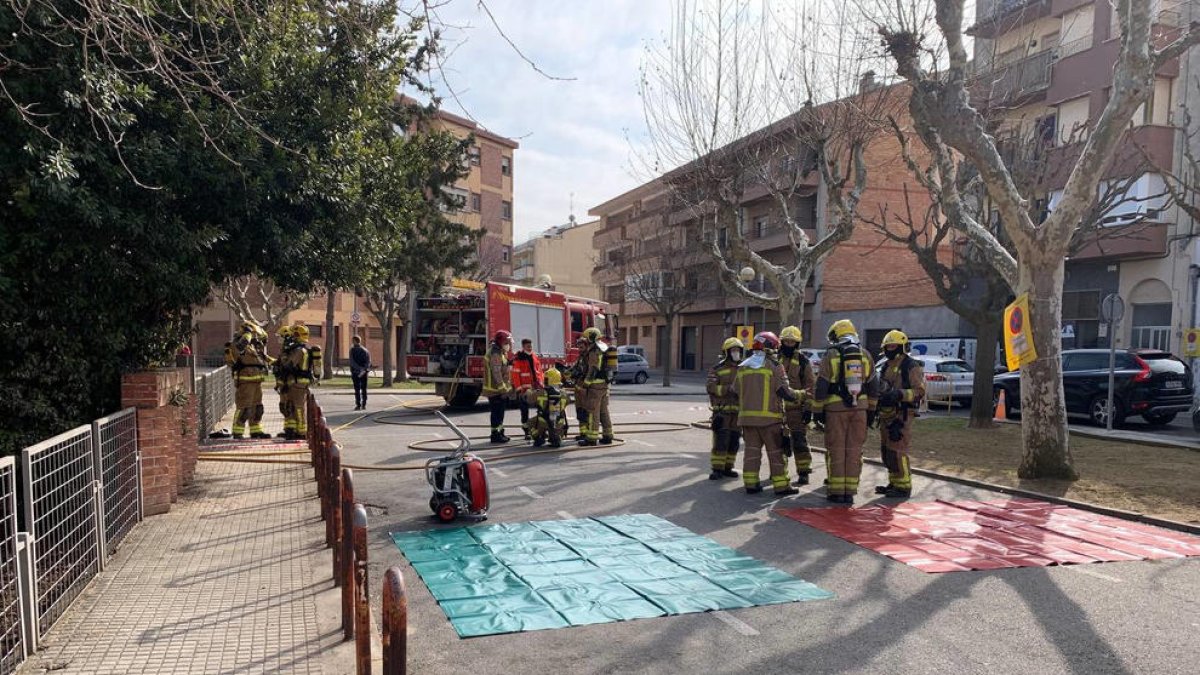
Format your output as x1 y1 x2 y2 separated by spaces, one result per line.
1185 328 1200 357
1004 294 1038 372
735 325 755 345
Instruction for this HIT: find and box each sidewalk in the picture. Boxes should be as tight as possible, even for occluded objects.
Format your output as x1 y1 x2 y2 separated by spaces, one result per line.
20 392 345 674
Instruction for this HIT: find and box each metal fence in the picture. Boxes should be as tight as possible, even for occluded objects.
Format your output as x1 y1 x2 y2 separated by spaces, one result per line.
0 458 25 675
196 366 235 438
92 410 141 555
20 426 101 640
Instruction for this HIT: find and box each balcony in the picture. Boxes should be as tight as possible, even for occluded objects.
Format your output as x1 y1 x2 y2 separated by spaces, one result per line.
968 0 1052 39
1070 222 1168 262
975 49 1054 106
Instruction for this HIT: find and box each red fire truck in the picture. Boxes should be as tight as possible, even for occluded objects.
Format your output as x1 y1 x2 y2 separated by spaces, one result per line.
406 280 616 406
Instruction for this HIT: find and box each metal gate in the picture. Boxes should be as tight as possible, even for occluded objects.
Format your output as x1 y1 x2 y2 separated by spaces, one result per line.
0 458 25 674
92 409 142 554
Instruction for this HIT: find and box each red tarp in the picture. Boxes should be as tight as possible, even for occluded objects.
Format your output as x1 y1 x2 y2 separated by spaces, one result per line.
775 498 1200 573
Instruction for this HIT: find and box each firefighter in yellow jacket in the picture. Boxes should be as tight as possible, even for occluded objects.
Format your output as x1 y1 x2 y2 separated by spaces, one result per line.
875 330 924 498
732 332 804 496
231 321 271 439
274 325 296 437
705 337 744 480
577 327 614 446
482 330 514 443
812 320 878 505
284 323 321 440
778 325 816 485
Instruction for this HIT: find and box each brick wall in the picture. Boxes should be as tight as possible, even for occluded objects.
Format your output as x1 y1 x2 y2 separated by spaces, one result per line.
121 368 199 516
481 143 503 188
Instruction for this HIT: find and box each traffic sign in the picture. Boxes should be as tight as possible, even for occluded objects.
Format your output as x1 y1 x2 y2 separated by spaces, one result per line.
1186 328 1200 357
735 325 755 345
1101 294 1124 323
350 311 362 325
1003 293 1038 371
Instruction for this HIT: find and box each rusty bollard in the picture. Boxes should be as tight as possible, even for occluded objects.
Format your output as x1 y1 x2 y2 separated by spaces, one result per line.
320 423 333 520
382 567 408 675
353 504 371 674
328 444 341 551
342 468 356 641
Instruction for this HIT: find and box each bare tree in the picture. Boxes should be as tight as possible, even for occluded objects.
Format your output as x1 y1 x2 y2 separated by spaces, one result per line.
640 0 895 328
619 227 710 387
218 277 309 336
876 0 1200 479
466 236 508 282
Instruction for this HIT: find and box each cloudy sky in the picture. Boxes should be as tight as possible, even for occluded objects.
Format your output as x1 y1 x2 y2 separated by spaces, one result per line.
420 1 674 244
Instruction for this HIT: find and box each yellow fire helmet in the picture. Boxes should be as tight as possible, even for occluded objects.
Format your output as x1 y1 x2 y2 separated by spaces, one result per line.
582 327 602 343
881 329 909 347
721 337 744 352
827 319 857 343
277 325 294 340
779 325 803 344
544 368 562 387
292 324 310 342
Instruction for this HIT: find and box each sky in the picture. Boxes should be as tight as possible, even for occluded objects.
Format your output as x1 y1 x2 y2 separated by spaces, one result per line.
420 1 673 244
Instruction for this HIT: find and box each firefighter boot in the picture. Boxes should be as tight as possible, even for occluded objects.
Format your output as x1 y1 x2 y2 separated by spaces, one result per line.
599 436 613 445
721 468 739 478
709 470 723 480
490 429 510 444
774 486 800 496
874 484 894 495
883 487 911 499
794 473 809 486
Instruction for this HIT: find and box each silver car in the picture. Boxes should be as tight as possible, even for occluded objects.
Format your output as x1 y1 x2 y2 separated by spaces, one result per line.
877 355 974 406
615 353 650 384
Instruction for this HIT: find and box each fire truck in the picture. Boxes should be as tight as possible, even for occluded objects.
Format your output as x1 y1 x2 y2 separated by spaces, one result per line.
406 280 616 407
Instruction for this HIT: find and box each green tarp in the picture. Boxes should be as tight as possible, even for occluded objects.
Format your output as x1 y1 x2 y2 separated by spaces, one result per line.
391 514 833 638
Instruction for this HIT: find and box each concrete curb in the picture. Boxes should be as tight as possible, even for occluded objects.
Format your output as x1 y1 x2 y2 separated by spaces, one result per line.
1067 425 1200 452
806 444 1200 535
317 389 436 396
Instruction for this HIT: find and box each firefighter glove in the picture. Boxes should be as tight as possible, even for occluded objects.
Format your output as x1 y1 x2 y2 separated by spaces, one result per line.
866 410 877 429
812 411 826 427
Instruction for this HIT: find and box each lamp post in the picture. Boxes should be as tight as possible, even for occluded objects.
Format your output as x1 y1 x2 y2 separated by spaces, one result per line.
738 266 755 327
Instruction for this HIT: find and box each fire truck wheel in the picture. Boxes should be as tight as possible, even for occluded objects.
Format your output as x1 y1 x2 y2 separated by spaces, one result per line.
437 502 459 522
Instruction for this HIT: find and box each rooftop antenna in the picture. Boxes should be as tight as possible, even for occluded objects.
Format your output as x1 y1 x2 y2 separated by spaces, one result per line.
568 192 575 225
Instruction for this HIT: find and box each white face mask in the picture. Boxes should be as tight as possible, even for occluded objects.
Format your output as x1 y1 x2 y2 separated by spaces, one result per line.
729 349 743 362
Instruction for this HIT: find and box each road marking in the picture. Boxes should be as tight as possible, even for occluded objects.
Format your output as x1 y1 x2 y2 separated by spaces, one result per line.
712 611 759 636
490 468 508 478
518 486 543 499
1066 565 1122 583
556 510 576 520
632 439 657 447
432 431 444 438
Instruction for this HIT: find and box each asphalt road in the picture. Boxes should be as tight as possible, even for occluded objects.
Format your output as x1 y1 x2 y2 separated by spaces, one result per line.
327 392 1200 675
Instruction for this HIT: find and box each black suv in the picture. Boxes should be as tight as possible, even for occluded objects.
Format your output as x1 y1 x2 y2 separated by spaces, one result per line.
993 349 1192 427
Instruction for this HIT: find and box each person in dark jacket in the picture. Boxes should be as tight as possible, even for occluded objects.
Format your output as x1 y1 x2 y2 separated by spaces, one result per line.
350 335 372 410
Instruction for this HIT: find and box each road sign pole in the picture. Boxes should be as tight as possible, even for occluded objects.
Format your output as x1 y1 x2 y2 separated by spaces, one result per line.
1106 317 1117 432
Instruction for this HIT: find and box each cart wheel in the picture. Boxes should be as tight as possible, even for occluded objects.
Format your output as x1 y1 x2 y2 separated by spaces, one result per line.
429 495 440 514
437 502 459 522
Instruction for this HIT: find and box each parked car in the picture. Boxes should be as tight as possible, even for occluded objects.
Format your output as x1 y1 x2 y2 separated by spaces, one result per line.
876 355 975 406
992 348 1192 427
615 353 650 384
617 345 646 358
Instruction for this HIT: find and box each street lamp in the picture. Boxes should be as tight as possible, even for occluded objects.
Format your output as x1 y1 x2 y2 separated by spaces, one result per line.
738 266 755 327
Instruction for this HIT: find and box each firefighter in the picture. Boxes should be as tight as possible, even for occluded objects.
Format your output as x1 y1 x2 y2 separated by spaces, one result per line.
778 325 816 485
231 321 271 439
732 332 803 496
274 325 296 438
875 330 924 498
284 323 320 440
577 327 614 446
527 367 570 447
812 319 878 505
569 336 590 441
511 338 542 439
482 330 514 443
705 337 744 480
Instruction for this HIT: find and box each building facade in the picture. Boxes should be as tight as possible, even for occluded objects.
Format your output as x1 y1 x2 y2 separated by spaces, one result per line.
971 0 1198 353
589 95 962 373
511 217 602 298
193 109 519 366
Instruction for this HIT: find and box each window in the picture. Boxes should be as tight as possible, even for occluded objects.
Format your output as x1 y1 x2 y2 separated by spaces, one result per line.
717 227 728 248
571 312 584 333
368 327 383 339
1133 77 1173 126
307 324 323 338
501 156 512 176
1056 96 1090 145
936 361 973 373
641 325 651 338
619 354 637 363
471 192 481 212
443 186 468 213
502 201 512 220
1035 114 1056 145
1064 353 1108 371
501 245 511 263
1050 174 1169 227
753 217 768 239
1131 303 1173 351
468 146 481 166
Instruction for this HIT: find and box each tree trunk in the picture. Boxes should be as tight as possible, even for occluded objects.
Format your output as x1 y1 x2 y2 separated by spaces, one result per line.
661 314 674 387
395 322 410 383
380 315 395 388
968 314 1001 429
1016 254 1078 480
323 292 336 380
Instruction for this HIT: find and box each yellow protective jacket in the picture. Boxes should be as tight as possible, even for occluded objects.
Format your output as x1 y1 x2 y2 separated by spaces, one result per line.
881 355 925 408
812 344 878 412
731 356 799 427
233 344 268 383
482 347 512 397
286 343 313 388
580 345 609 390
779 353 815 412
706 358 739 412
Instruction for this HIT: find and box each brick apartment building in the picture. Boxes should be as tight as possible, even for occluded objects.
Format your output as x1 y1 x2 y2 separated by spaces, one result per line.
590 90 962 372
971 0 1198 352
193 109 519 366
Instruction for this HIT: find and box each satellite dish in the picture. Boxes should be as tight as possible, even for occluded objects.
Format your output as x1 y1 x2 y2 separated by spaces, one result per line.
536 274 553 287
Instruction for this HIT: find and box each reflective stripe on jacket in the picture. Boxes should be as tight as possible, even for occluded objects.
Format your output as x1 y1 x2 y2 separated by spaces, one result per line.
731 359 791 427
482 347 512 397
882 355 925 406
812 347 877 412
706 359 739 412
780 354 814 411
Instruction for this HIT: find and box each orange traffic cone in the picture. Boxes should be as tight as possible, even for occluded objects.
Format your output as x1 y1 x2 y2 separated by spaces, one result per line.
993 389 1007 421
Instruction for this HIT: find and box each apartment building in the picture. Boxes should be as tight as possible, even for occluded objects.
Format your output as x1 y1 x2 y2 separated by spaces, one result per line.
590 88 962 372
512 216 602 298
971 0 1198 352
193 109 519 366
